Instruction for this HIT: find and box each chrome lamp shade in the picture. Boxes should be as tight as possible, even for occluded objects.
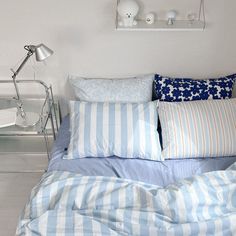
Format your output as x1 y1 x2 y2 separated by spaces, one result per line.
35 44 54 61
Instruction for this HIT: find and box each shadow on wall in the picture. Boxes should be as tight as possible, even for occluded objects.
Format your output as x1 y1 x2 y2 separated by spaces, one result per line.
58 78 75 117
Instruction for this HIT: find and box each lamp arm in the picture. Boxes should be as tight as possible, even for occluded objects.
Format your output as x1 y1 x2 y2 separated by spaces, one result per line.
11 50 34 117
12 51 33 95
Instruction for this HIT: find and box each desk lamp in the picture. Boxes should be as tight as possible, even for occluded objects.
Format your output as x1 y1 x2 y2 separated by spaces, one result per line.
11 44 53 127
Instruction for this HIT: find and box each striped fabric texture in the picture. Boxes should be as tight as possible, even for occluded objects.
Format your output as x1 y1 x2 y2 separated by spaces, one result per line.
17 169 236 235
159 98 236 159
66 101 162 161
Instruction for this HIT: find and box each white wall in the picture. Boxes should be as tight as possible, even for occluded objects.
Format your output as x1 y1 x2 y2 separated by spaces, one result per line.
0 0 235 99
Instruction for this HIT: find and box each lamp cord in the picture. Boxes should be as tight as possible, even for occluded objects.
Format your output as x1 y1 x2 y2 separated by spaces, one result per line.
29 56 37 80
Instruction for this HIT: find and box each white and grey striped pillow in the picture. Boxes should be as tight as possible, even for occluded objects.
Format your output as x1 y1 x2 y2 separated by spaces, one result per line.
65 101 163 161
159 99 236 159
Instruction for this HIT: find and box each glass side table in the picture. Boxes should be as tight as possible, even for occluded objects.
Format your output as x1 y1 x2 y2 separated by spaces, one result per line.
0 80 60 159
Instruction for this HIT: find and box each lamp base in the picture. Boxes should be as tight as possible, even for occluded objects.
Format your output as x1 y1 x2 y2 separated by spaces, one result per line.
16 112 40 128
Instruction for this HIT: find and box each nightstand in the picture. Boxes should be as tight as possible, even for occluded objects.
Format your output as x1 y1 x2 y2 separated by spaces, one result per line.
0 97 60 165
0 80 60 152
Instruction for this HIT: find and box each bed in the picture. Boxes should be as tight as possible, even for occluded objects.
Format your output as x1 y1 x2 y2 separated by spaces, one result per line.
16 74 236 235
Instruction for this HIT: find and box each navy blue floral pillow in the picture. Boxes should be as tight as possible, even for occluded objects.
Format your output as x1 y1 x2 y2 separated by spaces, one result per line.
154 74 236 102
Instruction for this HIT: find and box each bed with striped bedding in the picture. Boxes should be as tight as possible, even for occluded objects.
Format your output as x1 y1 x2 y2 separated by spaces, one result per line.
16 163 236 236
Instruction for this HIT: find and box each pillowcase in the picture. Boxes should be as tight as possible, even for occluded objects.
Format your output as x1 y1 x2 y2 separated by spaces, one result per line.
154 74 236 102
159 98 236 159
69 74 154 102
65 101 163 161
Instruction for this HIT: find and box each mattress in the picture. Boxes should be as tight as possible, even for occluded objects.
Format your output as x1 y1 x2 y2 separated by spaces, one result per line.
48 115 236 187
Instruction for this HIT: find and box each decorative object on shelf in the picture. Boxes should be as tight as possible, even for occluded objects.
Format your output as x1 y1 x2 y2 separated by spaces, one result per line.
115 0 206 31
145 12 155 25
117 0 139 27
166 10 177 25
10 44 53 128
187 13 197 25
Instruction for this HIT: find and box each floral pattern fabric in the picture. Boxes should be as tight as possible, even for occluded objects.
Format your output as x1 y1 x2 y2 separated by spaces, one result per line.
154 74 236 102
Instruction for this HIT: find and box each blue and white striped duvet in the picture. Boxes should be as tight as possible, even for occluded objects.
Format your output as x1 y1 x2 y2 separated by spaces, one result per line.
17 165 236 235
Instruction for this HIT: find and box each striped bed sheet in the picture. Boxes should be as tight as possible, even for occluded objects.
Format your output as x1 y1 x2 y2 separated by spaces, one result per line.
17 163 236 235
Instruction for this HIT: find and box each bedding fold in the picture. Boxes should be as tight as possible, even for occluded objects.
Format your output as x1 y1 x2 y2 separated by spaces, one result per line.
17 165 236 235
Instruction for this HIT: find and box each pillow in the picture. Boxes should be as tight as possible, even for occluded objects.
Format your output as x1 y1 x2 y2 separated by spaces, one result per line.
154 74 236 102
159 99 236 159
69 74 154 102
65 101 163 161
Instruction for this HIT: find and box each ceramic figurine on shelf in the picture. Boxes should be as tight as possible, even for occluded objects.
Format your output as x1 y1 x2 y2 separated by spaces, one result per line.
117 0 139 27
145 13 155 24
187 13 197 25
167 10 177 25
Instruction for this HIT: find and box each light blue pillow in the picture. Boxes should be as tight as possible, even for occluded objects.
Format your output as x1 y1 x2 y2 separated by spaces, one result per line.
69 74 154 103
65 101 163 161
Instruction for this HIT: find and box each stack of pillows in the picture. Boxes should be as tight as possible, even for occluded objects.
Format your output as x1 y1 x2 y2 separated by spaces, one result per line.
64 73 236 161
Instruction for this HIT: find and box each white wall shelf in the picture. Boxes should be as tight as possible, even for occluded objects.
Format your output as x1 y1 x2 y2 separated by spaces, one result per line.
115 0 206 32
116 19 205 32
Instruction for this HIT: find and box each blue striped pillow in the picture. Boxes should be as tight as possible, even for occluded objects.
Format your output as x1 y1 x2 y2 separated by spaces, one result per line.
65 101 163 161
